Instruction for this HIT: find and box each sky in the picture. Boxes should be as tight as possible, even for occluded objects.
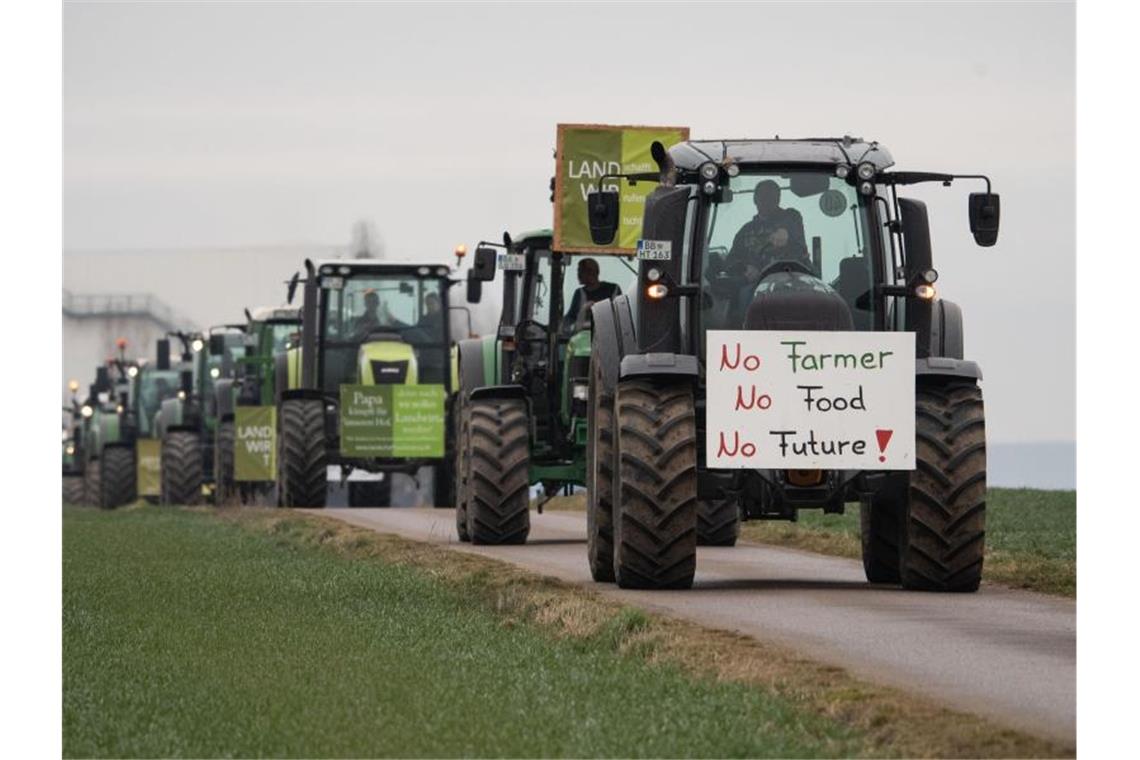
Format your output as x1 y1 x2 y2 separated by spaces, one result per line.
63 1 1075 448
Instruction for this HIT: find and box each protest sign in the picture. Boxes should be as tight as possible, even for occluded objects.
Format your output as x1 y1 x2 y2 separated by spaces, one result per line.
340 385 445 458
235 406 276 481
136 438 161 496
705 331 915 470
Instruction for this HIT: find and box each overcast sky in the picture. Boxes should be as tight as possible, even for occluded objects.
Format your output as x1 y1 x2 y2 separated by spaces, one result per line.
63 1 1074 446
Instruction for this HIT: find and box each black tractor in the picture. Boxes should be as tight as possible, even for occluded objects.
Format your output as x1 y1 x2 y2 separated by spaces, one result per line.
586 136 999 591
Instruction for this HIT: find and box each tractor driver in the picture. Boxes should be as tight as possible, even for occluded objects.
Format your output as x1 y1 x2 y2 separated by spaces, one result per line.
562 258 621 332
353 289 407 337
417 292 443 330
728 180 808 274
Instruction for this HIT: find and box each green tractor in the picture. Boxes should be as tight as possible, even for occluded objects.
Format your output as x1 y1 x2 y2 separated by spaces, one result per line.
73 342 141 509
131 339 185 501
276 260 461 508
584 137 999 590
156 329 245 505
213 305 301 505
453 231 638 544
62 379 85 504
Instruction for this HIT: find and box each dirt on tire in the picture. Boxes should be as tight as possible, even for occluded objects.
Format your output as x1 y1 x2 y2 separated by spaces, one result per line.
900 380 987 592
613 380 697 590
467 397 530 545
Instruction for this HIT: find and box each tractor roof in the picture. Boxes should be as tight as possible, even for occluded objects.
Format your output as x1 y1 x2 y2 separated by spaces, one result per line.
511 228 553 244
311 260 451 275
670 137 894 172
249 305 300 323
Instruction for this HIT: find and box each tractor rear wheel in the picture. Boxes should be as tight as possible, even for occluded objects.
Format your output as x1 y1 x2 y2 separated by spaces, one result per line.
162 431 202 505
63 475 85 505
214 421 236 506
860 478 905 584
613 380 698 590
899 380 987 592
348 479 391 507
697 500 739 546
467 397 530 545
586 356 615 581
454 401 471 542
100 446 136 509
279 399 327 508
83 458 101 507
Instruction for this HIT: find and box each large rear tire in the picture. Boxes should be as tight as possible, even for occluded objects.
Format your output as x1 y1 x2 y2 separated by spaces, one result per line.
613 380 698 590
63 475 85 505
899 380 987 592
586 355 615 581
83 458 101 507
467 397 530 545
348 478 391 507
100 446 136 509
697 500 740 546
279 399 327 508
161 431 203 506
214 421 236 507
454 400 471 542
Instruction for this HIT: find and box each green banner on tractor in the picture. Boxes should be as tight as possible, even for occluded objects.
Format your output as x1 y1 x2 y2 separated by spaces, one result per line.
340 384 445 458
235 406 277 481
553 123 690 253
136 438 161 497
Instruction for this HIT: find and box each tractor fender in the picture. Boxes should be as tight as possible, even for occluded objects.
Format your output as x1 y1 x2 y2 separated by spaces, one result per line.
158 398 182 438
590 294 639 394
469 384 528 402
926 298 965 359
916 357 983 381
274 352 289 402
215 378 236 422
457 337 491 395
619 353 700 380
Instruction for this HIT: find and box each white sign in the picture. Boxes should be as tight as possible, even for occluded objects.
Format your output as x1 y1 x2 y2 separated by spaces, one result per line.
498 253 526 271
705 331 915 470
636 239 672 261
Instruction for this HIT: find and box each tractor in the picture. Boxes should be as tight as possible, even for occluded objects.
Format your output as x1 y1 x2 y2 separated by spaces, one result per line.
212 305 301 505
585 136 999 591
276 260 462 508
61 379 85 504
73 341 143 509
156 329 245 505
453 230 638 544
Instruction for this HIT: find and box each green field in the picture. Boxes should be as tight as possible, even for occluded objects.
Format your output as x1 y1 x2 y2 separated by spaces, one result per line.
741 488 1076 596
64 506 869 758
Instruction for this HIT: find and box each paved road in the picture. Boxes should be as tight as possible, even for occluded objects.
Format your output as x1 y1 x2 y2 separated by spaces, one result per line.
307 507 1075 744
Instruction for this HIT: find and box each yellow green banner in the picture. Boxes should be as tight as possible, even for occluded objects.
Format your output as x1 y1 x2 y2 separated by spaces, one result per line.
340 385 445 458
554 123 689 253
136 439 161 497
235 406 277 481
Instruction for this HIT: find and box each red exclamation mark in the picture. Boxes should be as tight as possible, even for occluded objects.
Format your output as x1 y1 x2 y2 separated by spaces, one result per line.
875 430 893 463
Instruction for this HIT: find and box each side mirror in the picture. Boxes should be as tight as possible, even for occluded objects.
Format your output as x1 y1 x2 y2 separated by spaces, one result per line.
466 270 483 304
180 370 193 394
208 334 227 356
587 190 619 245
156 338 171 370
969 192 1000 247
898 198 933 276
287 271 301 304
94 367 111 394
471 246 497 282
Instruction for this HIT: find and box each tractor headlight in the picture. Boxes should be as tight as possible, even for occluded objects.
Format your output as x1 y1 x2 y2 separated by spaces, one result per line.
66 445 75 456
857 162 876 181
647 283 669 299
572 383 589 402
210 367 221 379
701 180 717 195
177 390 187 400
859 181 874 196
646 267 662 282
922 268 939 283
914 283 937 300
699 162 718 181
436 266 448 276
835 164 850 179
417 266 430 276
127 366 139 378
80 405 93 418
116 404 124 414
338 265 351 275
191 338 205 353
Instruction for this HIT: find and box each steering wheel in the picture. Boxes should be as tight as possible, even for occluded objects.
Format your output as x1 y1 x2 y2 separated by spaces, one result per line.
515 318 547 343
755 258 816 283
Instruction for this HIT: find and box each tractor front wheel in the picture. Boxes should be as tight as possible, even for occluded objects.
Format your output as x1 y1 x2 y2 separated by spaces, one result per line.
860 477 905 584
279 399 327 508
467 397 530 545
161 431 203 505
83 458 101 507
63 475 85 505
613 380 698 590
899 380 987 592
100 446 136 509
454 401 471 542
214 421 236 506
697 500 740 547
586 355 615 581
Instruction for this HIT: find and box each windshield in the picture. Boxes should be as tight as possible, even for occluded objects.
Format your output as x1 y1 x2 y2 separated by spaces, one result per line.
700 170 876 335
525 249 637 333
323 275 445 343
138 369 180 435
266 321 299 353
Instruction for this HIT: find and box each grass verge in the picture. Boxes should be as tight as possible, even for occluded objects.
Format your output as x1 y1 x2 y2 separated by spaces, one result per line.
546 488 1075 597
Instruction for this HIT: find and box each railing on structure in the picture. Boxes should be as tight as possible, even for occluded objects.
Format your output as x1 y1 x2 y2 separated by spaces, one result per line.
62 290 193 333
